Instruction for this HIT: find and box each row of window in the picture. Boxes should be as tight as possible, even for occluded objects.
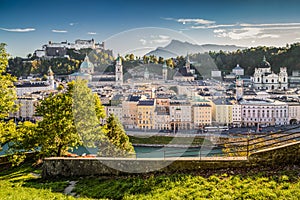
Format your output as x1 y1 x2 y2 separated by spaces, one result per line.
256 78 286 83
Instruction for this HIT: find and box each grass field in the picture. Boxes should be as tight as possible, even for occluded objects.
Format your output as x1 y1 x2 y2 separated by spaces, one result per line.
1 161 300 200
128 135 211 146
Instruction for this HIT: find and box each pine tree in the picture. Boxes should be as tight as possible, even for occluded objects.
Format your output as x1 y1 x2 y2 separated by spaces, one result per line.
98 114 135 157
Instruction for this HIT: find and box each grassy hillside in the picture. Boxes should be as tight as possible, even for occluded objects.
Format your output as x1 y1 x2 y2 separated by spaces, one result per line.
1 161 300 199
128 135 210 146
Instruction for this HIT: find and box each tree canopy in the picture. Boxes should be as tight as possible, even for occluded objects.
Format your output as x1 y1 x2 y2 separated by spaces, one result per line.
35 79 106 157
0 43 17 151
98 114 134 157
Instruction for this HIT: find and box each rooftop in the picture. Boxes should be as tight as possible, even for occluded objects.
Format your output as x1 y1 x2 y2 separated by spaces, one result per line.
127 95 141 102
239 98 287 105
15 81 50 88
213 98 233 105
137 99 155 106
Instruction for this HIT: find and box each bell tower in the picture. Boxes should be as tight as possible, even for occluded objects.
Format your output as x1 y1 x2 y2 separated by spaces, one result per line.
115 55 123 86
162 61 168 81
48 66 55 89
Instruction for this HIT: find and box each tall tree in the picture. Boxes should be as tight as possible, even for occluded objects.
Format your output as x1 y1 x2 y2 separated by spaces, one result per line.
0 43 17 151
72 79 106 147
98 114 134 157
35 79 106 157
129 53 135 61
35 88 78 157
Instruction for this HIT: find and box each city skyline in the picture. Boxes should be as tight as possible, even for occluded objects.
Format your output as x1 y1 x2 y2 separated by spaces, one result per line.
2 0 300 57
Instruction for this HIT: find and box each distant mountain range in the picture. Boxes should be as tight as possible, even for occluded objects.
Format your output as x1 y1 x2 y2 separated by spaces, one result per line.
146 40 245 58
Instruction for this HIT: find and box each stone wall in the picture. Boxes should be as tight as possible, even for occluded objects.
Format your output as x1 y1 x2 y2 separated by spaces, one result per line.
42 157 250 178
42 141 300 178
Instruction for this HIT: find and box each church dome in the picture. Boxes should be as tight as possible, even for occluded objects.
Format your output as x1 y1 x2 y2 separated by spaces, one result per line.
259 56 271 68
116 55 122 65
80 55 94 69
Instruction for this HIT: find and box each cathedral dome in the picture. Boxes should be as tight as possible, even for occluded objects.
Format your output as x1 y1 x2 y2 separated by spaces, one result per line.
259 56 271 68
80 55 94 69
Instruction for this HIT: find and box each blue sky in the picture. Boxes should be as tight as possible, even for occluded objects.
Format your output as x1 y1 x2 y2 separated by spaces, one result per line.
1 0 300 57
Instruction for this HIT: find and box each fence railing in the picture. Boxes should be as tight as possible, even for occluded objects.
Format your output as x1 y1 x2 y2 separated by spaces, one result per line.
129 125 300 160
218 125 300 158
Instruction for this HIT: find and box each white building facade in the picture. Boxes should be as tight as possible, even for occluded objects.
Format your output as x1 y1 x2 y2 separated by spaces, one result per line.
169 102 192 130
240 99 288 126
253 56 288 91
232 103 242 127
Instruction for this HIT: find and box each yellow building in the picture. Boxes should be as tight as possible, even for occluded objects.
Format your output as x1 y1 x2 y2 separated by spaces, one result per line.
212 98 233 126
137 99 155 130
122 95 141 129
192 104 212 128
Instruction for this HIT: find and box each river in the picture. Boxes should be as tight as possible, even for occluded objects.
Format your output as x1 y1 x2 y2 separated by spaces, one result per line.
0 144 223 158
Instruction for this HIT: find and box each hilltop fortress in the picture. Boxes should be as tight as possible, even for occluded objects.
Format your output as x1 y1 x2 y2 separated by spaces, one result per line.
34 39 111 58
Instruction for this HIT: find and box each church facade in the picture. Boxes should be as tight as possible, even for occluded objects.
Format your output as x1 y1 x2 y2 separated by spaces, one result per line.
253 56 288 91
69 55 123 86
173 54 195 82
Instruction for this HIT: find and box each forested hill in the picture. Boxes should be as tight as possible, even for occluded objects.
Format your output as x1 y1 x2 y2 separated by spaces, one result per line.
7 43 300 78
200 43 300 75
7 48 113 78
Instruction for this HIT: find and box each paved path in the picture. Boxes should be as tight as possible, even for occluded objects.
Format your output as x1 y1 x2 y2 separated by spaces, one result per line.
64 181 78 197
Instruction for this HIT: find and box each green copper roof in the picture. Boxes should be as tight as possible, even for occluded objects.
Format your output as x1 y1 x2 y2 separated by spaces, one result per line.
80 55 94 69
116 55 122 65
162 61 167 68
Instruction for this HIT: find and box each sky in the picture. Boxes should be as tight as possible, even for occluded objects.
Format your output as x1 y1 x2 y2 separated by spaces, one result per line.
1 0 300 57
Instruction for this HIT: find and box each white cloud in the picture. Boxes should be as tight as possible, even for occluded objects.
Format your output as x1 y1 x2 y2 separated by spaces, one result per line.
87 32 97 35
215 26 283 40
139 39 147 45
69 22 78 26
52 29 68 33
258 34 280 39
191 24 236 29
215 27 262 40
162 17 215 25
151 39 169 44
0 27 35 32
240 22 300 27
161 17 175 21
151 35 170 44
140 35 170 45
177 18 215 25
213 29 226 33
158 35 170 40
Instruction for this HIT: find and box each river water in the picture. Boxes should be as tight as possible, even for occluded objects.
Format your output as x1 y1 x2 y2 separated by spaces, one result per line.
0 144 223 158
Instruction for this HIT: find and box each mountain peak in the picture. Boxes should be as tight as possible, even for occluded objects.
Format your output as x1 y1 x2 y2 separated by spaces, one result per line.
146 40 245 58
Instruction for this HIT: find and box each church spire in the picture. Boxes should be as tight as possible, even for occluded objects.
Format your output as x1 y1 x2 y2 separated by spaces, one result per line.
116 54 122 65
84 54 90 62
185 52 190 73
48 66 54 76
186 52 190 63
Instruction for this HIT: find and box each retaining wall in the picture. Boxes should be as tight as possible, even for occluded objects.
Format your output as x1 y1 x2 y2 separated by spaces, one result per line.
42 141 300 178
